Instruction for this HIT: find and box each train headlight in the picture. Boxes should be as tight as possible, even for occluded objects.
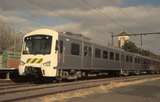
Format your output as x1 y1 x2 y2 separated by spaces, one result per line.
43 61 51 66
20 60 25 65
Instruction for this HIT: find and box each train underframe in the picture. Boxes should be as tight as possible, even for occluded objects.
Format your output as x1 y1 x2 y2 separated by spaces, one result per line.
55 68 160 81
10 67 160 83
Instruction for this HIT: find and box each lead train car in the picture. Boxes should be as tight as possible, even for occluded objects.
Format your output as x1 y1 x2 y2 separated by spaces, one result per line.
19 29 160 79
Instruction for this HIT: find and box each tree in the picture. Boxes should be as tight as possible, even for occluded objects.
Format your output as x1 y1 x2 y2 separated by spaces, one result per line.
122 40 160 59
121 41 139 53
0 19 23 54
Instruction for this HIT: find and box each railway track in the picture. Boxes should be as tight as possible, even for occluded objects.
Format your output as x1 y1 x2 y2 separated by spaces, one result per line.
0 75 160 102
0 80 17 87
0 79 36 90
0 81 22 86
0 79 12 83
0 83 36 90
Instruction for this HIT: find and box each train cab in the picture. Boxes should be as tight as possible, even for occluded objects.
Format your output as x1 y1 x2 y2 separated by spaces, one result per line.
19 29 59 77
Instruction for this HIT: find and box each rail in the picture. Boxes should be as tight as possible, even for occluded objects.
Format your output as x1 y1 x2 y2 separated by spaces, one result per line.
0 74 159 102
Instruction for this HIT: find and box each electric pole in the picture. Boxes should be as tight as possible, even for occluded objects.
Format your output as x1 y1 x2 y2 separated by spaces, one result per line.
111 32 114 47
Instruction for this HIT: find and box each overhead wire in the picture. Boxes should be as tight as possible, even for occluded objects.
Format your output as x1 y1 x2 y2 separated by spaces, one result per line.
29 0 128 34
78 0 128 30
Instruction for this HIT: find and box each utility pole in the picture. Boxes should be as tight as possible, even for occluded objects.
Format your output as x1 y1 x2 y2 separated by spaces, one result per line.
14 35 16 53
111 32 114 47
139 34 143 54
140 34 143 49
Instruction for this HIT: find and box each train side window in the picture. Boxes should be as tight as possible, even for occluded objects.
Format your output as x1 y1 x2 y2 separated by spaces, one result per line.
142 59 145 64
103 50 108 59
110 52 114 60
88 47 92 57
115 53 119 61
71 43 80 56
121 55 124 62
134 57 137 63
84 46 88 56
130 56 133 63
84 46 92 57
95 48 101 58
137 58 140 64
59 40 63 53
126 55 129 62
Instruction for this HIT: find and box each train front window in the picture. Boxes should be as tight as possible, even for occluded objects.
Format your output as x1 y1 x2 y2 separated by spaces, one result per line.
23 35 52 54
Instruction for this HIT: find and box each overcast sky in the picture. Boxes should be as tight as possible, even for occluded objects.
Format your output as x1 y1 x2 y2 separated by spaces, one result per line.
0 0 160 54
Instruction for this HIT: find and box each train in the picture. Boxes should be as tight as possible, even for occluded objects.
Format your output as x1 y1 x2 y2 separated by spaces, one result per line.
18 29 160 80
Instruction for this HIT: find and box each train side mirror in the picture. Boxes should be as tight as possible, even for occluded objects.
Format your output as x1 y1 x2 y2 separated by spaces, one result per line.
23 50 28 54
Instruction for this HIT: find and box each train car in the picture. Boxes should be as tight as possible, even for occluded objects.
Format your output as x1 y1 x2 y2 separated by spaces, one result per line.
18 29 160 80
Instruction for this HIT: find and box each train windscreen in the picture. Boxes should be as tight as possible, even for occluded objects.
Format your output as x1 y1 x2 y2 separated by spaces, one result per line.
23 35 52 55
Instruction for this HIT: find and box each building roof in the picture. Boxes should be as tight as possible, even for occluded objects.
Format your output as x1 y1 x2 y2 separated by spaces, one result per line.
118 31 128 36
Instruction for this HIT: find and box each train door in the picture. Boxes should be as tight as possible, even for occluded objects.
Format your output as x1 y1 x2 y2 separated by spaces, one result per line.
83 44 92 69
58 39 64 68
120 54 125 73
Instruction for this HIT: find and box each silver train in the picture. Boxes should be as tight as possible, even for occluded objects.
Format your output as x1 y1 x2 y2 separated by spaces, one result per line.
19 29 160 80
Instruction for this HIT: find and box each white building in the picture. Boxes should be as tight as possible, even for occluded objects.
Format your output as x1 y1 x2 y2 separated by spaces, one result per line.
118 31 130 48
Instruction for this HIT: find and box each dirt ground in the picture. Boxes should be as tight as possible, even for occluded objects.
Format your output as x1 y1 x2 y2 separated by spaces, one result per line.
21 77 160 102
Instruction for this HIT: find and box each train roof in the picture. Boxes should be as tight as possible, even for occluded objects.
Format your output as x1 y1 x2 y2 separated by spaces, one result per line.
25 29 90 42
25 29 160 62
24 29 58 37
59 31 91 42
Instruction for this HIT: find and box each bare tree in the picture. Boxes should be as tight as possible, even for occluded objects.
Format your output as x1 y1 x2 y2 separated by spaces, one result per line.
0 19 23 54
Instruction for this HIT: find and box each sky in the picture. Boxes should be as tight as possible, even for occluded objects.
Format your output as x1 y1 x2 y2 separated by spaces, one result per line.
0 0 160 54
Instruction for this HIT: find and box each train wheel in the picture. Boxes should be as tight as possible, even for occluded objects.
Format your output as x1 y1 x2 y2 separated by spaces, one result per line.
10 71 29 83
